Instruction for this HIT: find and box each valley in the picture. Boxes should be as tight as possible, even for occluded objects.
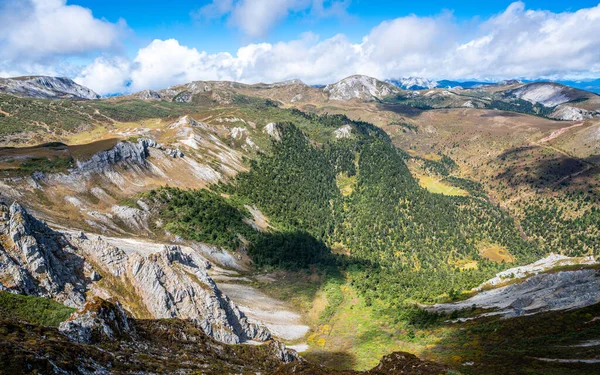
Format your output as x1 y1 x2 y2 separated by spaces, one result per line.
0 75 599 374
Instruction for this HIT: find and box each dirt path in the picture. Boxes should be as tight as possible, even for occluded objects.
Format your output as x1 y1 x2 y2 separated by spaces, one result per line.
537 122 584 143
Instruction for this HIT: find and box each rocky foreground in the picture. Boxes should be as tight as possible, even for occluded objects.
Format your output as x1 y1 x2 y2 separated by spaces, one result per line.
0 295 449 374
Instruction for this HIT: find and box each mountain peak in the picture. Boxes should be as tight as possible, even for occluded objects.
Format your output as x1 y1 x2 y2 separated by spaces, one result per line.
0 76 100 99
324 75 399 101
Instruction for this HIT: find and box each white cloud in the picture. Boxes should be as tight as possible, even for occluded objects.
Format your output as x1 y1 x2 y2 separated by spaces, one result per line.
6 1 600 95
0 0 126 60
74 56 131 95
107 2 600 94
197 0 351 37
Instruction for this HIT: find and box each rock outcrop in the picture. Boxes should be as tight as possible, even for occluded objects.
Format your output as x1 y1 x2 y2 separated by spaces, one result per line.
551 105 595 120
77 236 271 344
429 268 600 318
75 140 151 173
59 297 134 344
334 124 353 139
74 139 183 175
136 89 162 100
0 202 87 307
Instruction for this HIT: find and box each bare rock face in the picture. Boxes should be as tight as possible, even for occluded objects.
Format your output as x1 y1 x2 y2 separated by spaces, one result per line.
72 139 183 177
551 105 594 121
75 140 151 173
136 89 162 100
334 125 353 139
78 237 271 344
59 297 134 344
429 269 600 318
0 202 87 307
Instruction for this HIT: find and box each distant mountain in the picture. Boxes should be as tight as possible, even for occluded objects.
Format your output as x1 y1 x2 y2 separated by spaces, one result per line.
525 79 600 95
386 78 518 90
0 76 100 99
506 82 590 107
324 75 399 101
386 77 438 90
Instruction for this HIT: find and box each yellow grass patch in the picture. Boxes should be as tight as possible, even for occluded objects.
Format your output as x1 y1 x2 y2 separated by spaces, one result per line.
478 243 514 263
336 172 357 197
422 153 443 161
64 125 109 144
415 174 468 196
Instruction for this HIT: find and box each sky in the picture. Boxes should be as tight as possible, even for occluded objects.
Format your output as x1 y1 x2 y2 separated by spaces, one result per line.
1 0 599 95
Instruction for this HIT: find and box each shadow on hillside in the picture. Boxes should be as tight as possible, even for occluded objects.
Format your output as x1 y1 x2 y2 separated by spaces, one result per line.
493 145 599 196
249 231 334 270
302 350 357 371
378 103 425 118
431 302 600 375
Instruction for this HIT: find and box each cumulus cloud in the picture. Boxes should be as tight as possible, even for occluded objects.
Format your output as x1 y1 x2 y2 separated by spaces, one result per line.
74 56 131 95
115 1 600 94
197 0 351 37
0 0 126 60
6 1 600 95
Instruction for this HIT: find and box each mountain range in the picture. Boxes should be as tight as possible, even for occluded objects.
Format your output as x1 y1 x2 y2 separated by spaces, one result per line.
0 73 599 374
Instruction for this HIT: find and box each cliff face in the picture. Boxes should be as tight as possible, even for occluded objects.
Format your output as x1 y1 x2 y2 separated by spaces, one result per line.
0 202 87 307
0 202 270 344
78 237 270 344
2 297 300 375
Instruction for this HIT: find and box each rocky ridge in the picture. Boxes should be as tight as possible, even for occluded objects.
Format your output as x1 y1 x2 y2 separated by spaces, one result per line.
0 202 87 307
428 255 600 319
77 235 271 344
0 201 271 345
0 76 100 100
1 297 301 375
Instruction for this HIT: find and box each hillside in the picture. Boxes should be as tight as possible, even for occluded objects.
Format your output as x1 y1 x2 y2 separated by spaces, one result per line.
0 76 100 100
0 77 599 374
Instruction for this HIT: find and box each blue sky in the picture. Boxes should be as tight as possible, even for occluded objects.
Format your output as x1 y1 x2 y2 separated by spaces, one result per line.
72 0 600 55
1 1 600 94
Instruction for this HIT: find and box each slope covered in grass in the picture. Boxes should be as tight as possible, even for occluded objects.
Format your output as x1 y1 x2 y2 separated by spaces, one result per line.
0 292 74 327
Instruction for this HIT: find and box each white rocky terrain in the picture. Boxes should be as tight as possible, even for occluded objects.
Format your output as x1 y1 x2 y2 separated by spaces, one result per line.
0 76 100 99
0 200 272 345
428 254 600 319
551 105 595 121
508 82 581 107
324 75 400 101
